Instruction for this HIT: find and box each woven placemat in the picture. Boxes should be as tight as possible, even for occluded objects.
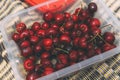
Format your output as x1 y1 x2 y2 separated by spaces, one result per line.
0 0 120 80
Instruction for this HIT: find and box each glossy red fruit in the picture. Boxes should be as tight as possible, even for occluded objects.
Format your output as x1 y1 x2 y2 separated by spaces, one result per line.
69 50 78 61
60 34 71 44
41 52 50 59
16 22 26 33
65 20 74 30
55 62 65 70
32 22 41 31
37 29 46 38
79 10 89 21
73 37 80 47
75 8 81 15
103 32 115 44
43 38 53 50
73 24 79 30
79 37 87 48
42 22 49 30
26 72 40 80
79 24 88 33
46 28 57 37
43 67 54 75
57 53 68 66
20 30 29 39
29 29 34 36
90 18 100 28
64 12 71 20
12 33 20 42
72 14 78 22
43 12 53 22
102 43 115 52
41 59 52 68
95 48 102 55
20 40 30 48
88 2 97 13
24 59 35 71
21 47 33 57
51 24 59 30
34 44 42 53
91 28 101 35
55 13 65 24
30 36 39 44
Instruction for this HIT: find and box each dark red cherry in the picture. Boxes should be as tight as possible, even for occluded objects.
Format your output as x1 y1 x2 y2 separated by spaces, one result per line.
30 36 39 44
41 59 52 68
20 30 29 39
69 50 78 61
79 24 88 33
21 47 33 57
42 22 49 30
16 22 26 33
55 62 65 70
37 29 46 38
60 34 71 44
43 12 53 22
72 14 78 22
88 2 97 13
32 22 41 31
40 52 50 59
95 48 102 55
12 33 20 42
90 18 100 28
46 28 57 37
55 13 65 24
43 67 54 75
65 20 74 30
20 40 30 48
51 24 59 30
34 44 42 53
43 38 53 50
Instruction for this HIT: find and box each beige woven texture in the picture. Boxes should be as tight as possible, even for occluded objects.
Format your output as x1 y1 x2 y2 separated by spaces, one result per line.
0 0 120 80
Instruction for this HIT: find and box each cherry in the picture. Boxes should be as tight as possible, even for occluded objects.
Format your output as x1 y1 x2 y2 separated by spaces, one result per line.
87 43 94 50
64 12 71 20
32 22 41 31
55 62 65 70
43 67 54 75
42 22 49 30
69 50 78 61
102 43 115 52
34 44 42 53
12 33 20 42
41 59 52 68
91 28 101 35
37 29 46 38
53 37 59 45
79 37 87 48
20 30 29 39
29 29 34 36
40 52 50 59
21 47 33 57
30 36 39 44
73 37 80 47
79 10 89 21
43 38 53 51
46 28 57 37
65 20 74 30
79 24 88 33
57 53 68 66
95 48 102 55
55 13 65 24
43 12 53 22
88 2 97 13
73 24 79 30
90 18 100 28
103 32 115 44
24 58 35 71
26 72 40 80
20 40 30 48
72 14 78 22
75 8 81 15
60 34 71 44
16 22 26 33
51 24 59 30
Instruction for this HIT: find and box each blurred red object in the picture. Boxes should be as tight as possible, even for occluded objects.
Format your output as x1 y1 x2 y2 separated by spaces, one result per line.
25 0 75 13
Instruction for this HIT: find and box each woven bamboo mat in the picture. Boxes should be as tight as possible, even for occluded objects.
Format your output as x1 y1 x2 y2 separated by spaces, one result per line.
0 0 120 80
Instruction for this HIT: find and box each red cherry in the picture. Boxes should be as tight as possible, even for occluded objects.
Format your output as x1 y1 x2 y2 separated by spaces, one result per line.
20 40 30 48
34 44 42 53
73 37 80 47
26 72 40 80
12 33 20 42
55 13 65 24
40 52 50 59
43 12 53 22
102 43 115 52
95 48 102 55
53 37 59 45
103 32 115 44
79 37 87 48
24 58 35 71
41 59 52 68
28 29 34 36
43 38 53 50
90 18 100 28
65 20 74 30
87 43 94 50
32 22 41 31
42 22 49 30
51 24 59 30
88 2 97 13
16 22 26 33
79 10 89 21
60 34 71 44
79 24 88 33
73 24 79 30
64 12 71 20
20 30 29 39
43 67 54 75
55 62 65 70
46 28 57 37
21 47 33 57
91 28 101 35
72 14 78 22
30 36 39 44
69 50 78 61
75 8 81 15
37 29 46 38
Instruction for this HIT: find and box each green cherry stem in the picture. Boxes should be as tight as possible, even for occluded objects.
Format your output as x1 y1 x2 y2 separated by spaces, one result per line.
88 34 98 42
55 48 69 54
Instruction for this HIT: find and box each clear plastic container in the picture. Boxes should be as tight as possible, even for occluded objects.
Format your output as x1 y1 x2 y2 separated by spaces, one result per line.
0 0 120 80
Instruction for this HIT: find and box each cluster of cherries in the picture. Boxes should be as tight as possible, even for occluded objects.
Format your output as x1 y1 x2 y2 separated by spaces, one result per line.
12 2 116 80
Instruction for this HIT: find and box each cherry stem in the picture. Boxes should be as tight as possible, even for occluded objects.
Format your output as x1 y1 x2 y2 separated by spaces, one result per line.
55 48 69 54
101 24 112 29
88 34 98 42
97 34 108 44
